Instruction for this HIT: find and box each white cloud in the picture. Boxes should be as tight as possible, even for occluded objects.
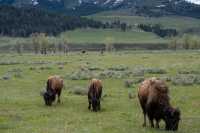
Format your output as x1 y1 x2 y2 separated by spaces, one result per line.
185 0 200 5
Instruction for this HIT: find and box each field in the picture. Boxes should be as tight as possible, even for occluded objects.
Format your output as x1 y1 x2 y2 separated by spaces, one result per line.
60 29 167 44
0 28 167 51
0 51 200 133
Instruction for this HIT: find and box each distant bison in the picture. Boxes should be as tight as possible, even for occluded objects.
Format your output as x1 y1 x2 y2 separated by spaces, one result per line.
42 75 64 106
138 77 181 131
88 78 103 112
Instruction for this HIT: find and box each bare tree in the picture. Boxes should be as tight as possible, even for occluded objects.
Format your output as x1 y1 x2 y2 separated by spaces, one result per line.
30 33 40 54
105 37 115 52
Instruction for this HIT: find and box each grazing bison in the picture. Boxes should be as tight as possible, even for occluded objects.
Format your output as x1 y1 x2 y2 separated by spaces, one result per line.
138 77 181 131
42 75 64 106
88 78 103 112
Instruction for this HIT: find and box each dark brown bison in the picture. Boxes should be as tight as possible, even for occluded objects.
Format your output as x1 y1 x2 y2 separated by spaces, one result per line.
88 78 102 112
138 77 181 131
42 75 64 106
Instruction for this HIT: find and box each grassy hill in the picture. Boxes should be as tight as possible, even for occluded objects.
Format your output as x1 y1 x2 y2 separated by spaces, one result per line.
89 13 200 33
60 29 167 44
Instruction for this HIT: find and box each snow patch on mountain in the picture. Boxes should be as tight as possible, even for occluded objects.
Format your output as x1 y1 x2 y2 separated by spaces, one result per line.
185 0 200 5
114 0 124 5
78 0 82 4
32 0 38 6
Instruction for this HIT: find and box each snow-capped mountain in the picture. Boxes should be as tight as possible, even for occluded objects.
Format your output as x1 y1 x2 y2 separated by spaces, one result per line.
0 0 199 8
185 0 200 5
0 0 199 18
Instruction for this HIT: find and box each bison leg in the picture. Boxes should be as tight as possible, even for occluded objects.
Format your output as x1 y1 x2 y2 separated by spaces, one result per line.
156 120 160 128
147 109 154 128
98 101 101 111
88 100 91 110
146 101 155 128
57 89 62 103
139 100 147 127
97 90 102 111
149 118 154 128
88 93 92 110
143 113 147 127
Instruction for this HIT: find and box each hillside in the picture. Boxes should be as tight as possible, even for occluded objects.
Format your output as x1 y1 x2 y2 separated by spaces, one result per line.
0 5 104 37
89 14 200 34
0 0 200 18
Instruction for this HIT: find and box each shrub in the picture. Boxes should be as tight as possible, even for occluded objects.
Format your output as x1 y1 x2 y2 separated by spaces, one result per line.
39 66 52 70
131 68 145 76
133 77 145 84
131 67 166 76
128 92 136 99
108 65 129 71
2 73 11 80
87 66 103 71
29 67 36 70
159 76 171 82
178 69 200 74
67 69 94 80
144 67 167 74
171 74 197 85
56 61 68 65
98 70 125 79
0 61 21 65
58 65 64 70
13 71 23 78
124 80 134 88
70 86 88 96
8 68 22 73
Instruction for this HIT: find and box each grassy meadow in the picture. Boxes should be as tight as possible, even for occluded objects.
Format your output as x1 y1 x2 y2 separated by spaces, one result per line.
60 29 167 44
0 28 167 51
0 51 200 133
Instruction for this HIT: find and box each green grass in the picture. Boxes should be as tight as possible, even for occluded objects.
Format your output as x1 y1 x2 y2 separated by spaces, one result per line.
0 51 200 133
0 29 169 50
0 29 167 50
60 28 167 44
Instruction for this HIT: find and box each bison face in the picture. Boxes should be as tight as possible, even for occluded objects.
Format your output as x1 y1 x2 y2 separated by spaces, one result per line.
43 91 55 106
164 107 181 131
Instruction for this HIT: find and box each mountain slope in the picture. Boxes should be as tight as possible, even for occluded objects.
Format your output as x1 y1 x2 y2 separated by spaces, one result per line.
0 5 105 37
0 0 200 18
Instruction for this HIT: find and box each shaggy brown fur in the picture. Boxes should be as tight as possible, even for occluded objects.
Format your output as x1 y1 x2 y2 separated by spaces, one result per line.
138 77 180 131
88 78 102 112
46 75 63 104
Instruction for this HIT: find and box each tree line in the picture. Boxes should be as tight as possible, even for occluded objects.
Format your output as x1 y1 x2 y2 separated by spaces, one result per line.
14 33 118 54
0 5 105 37
138 24 178 37
0 5 131 37
169 34 200 50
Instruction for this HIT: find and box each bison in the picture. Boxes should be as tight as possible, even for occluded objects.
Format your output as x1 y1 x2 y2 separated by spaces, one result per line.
88 78 103 112
42 75 64 106
138 77 181 131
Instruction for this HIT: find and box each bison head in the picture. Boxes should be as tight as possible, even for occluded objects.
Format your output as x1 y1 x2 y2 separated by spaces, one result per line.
43 90 55 106
164 107 181 131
